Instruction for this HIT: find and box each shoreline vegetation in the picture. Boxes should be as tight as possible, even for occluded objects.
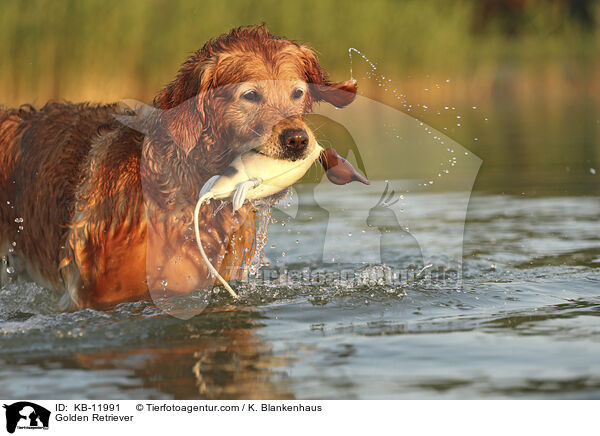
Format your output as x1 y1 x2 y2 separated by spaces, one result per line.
1 0 598 194
0 0 598 107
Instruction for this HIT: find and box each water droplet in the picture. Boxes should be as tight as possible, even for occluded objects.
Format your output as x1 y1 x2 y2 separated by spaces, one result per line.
6 266 15 274
161 280 168 287
590 168 596 175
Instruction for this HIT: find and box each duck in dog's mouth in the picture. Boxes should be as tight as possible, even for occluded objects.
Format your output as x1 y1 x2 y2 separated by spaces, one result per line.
195 120 369 299
252 116 369 185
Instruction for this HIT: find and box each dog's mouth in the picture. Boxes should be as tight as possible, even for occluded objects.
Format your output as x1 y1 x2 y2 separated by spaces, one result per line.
249 117 316 162
252 134 369 187
247 118 369 185
252 136 314 161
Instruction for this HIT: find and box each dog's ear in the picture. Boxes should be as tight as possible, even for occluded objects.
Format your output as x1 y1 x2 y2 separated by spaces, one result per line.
301 46 357 108
312 79 357 108
153 51 217 155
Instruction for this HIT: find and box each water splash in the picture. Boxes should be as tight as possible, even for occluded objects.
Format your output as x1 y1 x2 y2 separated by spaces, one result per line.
245 200 274 279
349 48 378 81
348 48 463 189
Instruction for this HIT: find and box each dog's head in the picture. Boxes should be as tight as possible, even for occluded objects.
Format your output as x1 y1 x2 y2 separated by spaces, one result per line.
153 25 357 167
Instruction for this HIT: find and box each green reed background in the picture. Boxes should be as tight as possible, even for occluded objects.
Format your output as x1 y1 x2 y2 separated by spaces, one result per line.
1 0 598 104
1 0 599 193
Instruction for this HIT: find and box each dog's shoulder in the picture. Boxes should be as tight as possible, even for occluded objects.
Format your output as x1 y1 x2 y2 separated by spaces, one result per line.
76 113 146 212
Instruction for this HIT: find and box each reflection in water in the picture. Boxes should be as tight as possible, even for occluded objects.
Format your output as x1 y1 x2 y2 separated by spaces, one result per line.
0 190 599 399
70 307 294 400
0 302 293 400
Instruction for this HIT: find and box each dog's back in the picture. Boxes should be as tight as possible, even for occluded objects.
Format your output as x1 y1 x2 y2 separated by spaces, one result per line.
0 102 117 289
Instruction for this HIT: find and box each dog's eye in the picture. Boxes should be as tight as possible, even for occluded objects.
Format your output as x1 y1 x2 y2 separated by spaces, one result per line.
242 90 260 102
292 88 304 100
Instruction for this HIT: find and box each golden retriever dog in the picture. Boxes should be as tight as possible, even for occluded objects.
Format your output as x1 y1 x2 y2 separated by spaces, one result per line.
0 25 359 310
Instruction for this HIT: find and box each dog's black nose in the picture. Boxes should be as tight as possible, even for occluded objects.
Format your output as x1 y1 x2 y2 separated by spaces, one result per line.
281 129 309 151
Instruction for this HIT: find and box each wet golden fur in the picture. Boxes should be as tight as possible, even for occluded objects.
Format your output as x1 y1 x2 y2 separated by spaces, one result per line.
0 25 356 310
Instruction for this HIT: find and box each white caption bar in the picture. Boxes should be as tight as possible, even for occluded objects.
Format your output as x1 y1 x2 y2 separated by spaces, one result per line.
0 400 596 435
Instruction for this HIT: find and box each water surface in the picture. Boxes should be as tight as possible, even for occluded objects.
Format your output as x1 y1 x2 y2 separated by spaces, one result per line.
1 183 598 399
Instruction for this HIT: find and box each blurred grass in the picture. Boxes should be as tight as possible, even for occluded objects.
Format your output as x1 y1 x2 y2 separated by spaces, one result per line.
0 0 598 105
0 0 598 194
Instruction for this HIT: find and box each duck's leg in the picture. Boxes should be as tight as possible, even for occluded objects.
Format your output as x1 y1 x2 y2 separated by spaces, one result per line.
232 178 262 212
